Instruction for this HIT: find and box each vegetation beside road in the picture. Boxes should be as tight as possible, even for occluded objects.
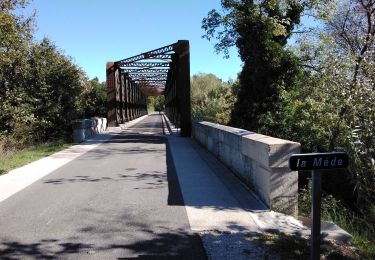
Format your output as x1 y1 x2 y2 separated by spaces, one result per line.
196 0 375 257
2 0 374 256
191 73 236 125
147 95 165 113
0 0 106 155
253 232 361 259
0 140 71 175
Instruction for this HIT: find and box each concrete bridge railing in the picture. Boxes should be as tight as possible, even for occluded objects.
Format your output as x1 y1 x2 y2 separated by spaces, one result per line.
192 121 300 216
72 118 107 143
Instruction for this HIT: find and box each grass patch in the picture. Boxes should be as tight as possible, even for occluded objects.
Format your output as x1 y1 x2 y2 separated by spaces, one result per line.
0 140 72 175
254 232 310 259
299 180 375 259
321 203 375 259
254 232 361 259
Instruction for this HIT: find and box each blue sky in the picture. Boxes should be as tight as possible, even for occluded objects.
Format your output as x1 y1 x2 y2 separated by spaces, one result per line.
27 0 242 83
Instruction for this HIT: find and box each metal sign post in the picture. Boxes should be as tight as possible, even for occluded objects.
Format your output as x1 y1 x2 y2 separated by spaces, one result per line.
289 152 348 260
311 170 321 260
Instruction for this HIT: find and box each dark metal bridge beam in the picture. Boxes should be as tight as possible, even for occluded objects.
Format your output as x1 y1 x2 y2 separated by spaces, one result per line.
126 72 168 78
126 73 168 78
121 68 169 74
164 40 191 137
107 40 191 136
117 43 175 64
106 62 147 127
143 54 172 60
132 78 167 82
119 62 170 68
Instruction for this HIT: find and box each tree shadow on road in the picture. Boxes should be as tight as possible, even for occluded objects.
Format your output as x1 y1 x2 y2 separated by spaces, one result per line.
0 239 94 259
0 229 207 259
41 133 186 206
166 141 185 206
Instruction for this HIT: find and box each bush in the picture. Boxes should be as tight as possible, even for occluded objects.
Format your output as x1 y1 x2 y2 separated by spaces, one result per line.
78 77 107 118
147 95 165 112
191 73 236 125
299 179 375 258
0 2 107 151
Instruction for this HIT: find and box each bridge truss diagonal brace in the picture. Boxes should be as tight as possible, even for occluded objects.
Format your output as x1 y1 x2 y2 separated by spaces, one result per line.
106 62 147 126
118 62 170 68
116 43 175 65
121 68 169 74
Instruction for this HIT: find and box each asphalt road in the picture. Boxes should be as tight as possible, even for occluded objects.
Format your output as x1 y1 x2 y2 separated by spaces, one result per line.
0 114 206 259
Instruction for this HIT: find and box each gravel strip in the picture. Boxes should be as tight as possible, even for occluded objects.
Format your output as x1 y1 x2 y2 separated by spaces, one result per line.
200 231 279 260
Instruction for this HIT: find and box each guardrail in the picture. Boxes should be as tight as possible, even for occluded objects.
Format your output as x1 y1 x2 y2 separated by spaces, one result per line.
192 121 300 215
72 118 107 143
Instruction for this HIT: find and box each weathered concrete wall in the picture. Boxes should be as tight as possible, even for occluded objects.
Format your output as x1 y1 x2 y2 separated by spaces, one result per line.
192 121 300 216
72 118 107 143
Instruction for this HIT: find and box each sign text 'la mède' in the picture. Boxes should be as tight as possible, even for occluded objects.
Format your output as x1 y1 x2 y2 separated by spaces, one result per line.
289 153 349 171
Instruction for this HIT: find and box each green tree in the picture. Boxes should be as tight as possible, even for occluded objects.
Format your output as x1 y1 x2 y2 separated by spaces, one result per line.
250 0 374 225
257 75 338 152
202 0 375 251
297 0 375 223
147 95 164 112
0 0 33 94
0 1 94 149
202 0 304 131
154 95 165 111
79 77 107 118
26 38 84 141
0 0 36 149
263 0 375 243
191 73 236 125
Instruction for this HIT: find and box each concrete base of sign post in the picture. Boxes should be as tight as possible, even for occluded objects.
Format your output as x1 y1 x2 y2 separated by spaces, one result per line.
299 216 352 243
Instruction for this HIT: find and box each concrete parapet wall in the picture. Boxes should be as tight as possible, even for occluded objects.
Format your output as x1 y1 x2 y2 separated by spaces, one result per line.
72 118 107 143
192 121 300 215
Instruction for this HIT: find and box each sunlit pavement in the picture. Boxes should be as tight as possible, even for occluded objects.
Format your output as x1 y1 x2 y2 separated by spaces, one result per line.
0 114 309 259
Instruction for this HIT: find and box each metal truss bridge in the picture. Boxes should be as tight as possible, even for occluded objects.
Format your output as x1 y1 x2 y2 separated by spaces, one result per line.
106 40 191 137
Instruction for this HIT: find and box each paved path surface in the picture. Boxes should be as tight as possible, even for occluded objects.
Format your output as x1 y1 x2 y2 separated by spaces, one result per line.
0 113 309 259
0 114 206 259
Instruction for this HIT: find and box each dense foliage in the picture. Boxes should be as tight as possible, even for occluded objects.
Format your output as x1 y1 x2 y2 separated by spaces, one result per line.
203 0 375 251
0 0 106 152
262 0 375 235
191 73 236 125
202 0 304 131
80 77 107 118
147 95 165 112
295 0 375 236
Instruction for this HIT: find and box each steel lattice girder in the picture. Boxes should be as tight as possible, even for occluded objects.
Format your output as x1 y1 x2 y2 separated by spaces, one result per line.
108 40 190 136
133 79 166 82
128 73 168 79
116 43 177 90
120 62 170 68
132 79 167 82
121 68 169 74
117 43 175 65
143 54 172 60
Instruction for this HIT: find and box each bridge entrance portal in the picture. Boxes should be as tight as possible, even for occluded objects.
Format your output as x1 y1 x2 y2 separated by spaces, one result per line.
106 40 191 137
